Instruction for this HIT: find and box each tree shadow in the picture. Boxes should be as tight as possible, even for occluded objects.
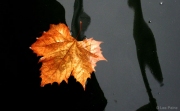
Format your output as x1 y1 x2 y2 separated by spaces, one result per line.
1 0 106 110
128 0 164 110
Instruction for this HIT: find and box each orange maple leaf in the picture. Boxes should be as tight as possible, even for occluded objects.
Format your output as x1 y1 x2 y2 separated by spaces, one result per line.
30 23 106 89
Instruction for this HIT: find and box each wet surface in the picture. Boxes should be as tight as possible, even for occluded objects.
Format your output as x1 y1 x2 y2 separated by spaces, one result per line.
1 0 180 110
60 0 180 110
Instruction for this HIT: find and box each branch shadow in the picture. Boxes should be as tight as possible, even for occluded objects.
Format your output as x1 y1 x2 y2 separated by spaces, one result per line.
71 0 91 41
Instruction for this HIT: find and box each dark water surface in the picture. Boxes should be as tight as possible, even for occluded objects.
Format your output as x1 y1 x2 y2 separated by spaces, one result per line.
1 0 180 111
60 0 180 110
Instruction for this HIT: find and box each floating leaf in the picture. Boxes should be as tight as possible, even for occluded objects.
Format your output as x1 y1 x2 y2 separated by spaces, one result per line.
30 23 106 89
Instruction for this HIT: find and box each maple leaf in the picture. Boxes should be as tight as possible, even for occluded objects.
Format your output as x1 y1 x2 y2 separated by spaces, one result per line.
30 23 106 89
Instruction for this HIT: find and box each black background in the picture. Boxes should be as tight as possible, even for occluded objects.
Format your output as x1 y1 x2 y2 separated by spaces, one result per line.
1 0 106 110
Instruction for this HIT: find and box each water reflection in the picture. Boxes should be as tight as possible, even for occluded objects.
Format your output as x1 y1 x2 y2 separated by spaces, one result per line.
128 0 164 110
